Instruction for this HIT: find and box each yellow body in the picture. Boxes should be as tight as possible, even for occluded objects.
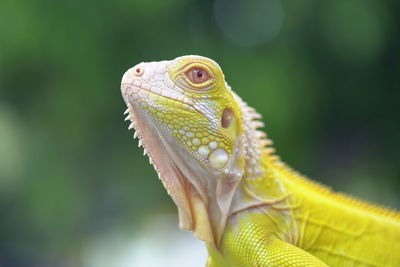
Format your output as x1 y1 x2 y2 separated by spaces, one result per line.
208 152 400 266
121 55 400 266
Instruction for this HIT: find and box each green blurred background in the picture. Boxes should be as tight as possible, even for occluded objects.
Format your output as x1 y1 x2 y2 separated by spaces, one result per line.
0 0 399 266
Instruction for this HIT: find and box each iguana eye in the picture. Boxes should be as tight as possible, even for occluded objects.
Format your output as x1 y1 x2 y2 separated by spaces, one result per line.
186 67 210 84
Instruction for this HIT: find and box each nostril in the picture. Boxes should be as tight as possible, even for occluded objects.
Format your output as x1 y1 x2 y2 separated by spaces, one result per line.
134 66 144 76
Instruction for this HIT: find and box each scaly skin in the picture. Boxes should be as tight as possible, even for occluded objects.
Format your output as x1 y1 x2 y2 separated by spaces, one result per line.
120 55 400 266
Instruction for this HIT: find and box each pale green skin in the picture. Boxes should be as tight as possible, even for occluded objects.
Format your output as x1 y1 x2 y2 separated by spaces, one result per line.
121 55 400 266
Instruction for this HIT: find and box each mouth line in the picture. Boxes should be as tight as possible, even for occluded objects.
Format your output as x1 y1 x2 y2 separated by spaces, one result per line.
122 81 210 122
122 82 193 109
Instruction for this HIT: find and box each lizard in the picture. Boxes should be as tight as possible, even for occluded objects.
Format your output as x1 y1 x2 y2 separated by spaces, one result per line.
120 55 400 266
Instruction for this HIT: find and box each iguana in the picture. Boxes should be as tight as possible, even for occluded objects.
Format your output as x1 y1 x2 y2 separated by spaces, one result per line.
120 55 400 266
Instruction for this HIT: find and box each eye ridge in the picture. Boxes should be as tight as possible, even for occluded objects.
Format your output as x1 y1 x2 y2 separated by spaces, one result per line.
186 67 210 84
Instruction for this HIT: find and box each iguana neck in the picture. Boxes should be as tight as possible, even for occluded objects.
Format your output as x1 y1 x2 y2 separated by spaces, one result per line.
228 92 292 218
232 91 276 179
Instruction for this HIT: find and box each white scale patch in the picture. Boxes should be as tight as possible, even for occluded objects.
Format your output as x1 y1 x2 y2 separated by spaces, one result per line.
196 141 229 169
208 141 218 149
192 138 201 146
185 132 194 137
208 148 229 169
198 145 210 158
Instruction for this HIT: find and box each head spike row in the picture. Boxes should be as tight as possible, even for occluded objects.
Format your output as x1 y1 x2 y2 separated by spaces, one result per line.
252 121 265 129
124 108 129 115
125 115 131 121
265 147 276 154
246 107 256 113
138 140 142 147
260 139 273 147
133 131 138 139
250 112 262 119
255 130 267 138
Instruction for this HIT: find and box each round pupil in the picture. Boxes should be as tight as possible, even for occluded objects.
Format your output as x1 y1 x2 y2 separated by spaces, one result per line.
196 70 203 78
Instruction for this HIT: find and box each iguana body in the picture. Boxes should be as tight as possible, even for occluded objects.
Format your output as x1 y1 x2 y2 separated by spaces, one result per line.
120 55 400 266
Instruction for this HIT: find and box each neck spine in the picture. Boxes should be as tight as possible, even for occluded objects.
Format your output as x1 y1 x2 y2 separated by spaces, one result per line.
232 91 278 179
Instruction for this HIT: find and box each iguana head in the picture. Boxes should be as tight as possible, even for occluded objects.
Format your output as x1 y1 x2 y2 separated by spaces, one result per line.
121 55 265 246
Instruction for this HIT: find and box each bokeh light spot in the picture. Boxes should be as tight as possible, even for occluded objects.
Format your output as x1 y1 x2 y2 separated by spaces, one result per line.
214 0 284 47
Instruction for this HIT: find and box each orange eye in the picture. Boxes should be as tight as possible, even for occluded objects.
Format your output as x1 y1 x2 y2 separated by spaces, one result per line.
186 67 210 84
